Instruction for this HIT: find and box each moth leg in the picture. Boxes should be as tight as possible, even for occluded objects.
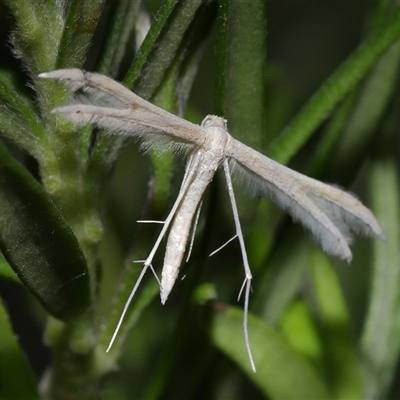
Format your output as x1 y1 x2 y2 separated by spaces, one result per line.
107 152 202 351
106 261 153 352
209 234 238 257
223 159 256 373
133 260 161 285
142 151 201 269
137 220 165 224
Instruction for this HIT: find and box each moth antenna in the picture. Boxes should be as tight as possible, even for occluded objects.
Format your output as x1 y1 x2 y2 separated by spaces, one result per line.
223 159 256 373
209 234 238 257
180 152 202 263
186 201 202 262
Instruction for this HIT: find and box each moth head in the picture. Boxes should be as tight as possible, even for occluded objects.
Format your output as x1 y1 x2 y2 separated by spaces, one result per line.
201 115 228 129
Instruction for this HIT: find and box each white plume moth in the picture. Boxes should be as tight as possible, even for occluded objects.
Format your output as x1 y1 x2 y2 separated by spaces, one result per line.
40 69 385 372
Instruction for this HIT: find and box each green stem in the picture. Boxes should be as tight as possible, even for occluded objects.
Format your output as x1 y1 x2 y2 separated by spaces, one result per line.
216 0 266 151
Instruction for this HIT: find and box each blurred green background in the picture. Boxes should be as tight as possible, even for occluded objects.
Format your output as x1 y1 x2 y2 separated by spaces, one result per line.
0 1 399 399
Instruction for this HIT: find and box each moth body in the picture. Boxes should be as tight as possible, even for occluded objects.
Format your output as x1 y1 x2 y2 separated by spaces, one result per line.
161 117 229 303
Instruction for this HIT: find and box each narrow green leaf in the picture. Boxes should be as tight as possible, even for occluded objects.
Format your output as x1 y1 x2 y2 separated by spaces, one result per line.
0 142 90 320
280 299 325 367
0 80 50 160
0 298 39 399
331 39 400 180
269 6 400 165
361 156 400 398
311 250 362 400
125 0 205 99
174 0 217 113
96 0 142 75
56 0 104 69
124 0 179 89
306 93 356 177
252 229 310 325
211 304 331 399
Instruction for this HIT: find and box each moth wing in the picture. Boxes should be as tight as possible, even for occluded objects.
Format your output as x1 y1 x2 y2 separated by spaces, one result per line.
39 69 204 151
227 138 384 262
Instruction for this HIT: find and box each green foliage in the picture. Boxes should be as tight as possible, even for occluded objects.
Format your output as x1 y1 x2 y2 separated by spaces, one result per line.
0 1 399 399
0 141 90 320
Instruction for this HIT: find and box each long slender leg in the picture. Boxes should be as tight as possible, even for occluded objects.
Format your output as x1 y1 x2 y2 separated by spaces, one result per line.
223 159 256 373
106 262 153 352
107 152 201 351
209 234 238 257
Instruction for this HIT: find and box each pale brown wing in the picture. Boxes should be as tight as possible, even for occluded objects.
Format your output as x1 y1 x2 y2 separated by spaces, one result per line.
227 137 384 261
39 69 205 149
